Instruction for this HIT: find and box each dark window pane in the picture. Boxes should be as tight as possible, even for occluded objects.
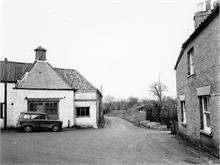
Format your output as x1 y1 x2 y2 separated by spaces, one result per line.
86 108 89 116
53 103 57 109
77 108 80 116
204 97 208 112
206 114 210 127
45 103 50 110
30 103 34 111
40 115 46 119
81 109 85 116
29 103 37 112
76 107 90 117
0 103 3 118
45 102 58 114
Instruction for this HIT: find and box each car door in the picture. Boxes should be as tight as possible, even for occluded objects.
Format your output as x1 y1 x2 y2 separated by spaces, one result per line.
39 114 51 129
30 114 41 129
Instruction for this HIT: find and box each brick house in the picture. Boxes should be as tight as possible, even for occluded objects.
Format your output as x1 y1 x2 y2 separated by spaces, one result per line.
0 46 103 129
174 1 220 157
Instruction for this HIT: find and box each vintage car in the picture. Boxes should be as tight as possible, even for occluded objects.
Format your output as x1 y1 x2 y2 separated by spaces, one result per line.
17 111 63 132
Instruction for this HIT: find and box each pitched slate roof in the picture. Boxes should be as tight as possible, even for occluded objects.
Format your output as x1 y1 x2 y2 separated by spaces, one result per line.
174 4 219 70
16 61 72 89
0 60 97 91
0 61 32 82
55 68 97 90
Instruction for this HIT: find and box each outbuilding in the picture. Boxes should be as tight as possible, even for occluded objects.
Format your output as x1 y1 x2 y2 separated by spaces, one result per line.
0 46 103 129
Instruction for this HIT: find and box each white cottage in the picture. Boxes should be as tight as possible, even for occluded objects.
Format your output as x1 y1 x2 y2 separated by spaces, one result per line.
0 46 103 128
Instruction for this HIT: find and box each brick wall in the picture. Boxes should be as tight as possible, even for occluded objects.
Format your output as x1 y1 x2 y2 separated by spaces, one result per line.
175 14 220 157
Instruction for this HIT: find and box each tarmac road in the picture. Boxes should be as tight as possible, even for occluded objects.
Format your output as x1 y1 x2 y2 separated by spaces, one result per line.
1 116 218 164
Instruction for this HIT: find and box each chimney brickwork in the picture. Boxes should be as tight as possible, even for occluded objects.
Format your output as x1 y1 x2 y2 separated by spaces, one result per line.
194 0 212 29
34 46 47 61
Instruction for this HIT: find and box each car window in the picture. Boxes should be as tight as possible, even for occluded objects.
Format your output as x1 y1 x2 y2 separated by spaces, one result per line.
23 114 30 119
40 115 46 119
31 114 41 119
30 114 46 119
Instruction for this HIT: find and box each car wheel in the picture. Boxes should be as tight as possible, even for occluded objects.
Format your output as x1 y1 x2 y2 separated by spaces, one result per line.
24 126 32 133
52 125 60 132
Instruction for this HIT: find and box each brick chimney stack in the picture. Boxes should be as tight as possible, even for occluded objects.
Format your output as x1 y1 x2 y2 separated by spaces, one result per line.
194 0 212 29
34 46 47 61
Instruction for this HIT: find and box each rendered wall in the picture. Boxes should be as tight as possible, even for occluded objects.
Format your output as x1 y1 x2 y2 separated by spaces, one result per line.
74 91 98 128
0 83 74 128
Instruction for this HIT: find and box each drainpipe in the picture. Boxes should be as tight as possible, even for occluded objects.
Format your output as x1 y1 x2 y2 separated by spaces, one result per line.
73 89 77 127
4 58 8 130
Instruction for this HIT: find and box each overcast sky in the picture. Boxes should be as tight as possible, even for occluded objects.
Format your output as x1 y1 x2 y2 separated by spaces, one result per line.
0 0 209 99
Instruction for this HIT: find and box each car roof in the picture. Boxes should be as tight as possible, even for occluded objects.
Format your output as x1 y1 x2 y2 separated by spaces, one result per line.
20 111 46 115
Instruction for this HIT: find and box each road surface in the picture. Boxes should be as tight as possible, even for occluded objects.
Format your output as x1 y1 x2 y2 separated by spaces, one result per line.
1 116 218 164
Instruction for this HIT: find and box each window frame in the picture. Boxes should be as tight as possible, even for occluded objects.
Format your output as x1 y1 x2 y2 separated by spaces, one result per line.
180 101 186 124
200 96 211 134
76 107 90 117
27 99 59 119
187 48 195 76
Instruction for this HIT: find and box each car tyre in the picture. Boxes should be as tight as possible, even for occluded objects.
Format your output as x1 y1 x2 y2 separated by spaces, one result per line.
52 125 60 132
24 125 32 133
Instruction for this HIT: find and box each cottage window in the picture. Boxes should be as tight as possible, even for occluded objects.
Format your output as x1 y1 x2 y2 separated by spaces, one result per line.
187 48 195 75
180 101 186 124
76 107 90 117
200 96 211 133
45 103 58 115
28 99 59 119
29 102 44 112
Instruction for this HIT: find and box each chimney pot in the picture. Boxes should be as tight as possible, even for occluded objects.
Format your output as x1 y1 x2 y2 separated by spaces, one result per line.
213 0 220 7
205 0 211 11
196 2 204 12
34 46 47 61
194 1 212 29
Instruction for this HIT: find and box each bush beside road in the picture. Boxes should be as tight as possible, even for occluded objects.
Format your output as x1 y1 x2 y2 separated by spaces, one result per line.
106 109 168 130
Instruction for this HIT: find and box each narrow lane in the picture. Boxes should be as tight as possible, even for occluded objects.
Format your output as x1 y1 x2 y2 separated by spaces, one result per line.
1 116 218 164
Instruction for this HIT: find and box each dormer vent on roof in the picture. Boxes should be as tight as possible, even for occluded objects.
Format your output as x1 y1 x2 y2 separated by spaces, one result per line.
34 46 47 61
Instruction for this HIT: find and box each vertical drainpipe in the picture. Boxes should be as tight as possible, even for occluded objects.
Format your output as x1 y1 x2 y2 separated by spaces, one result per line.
4 58 8 130
73 89 77 127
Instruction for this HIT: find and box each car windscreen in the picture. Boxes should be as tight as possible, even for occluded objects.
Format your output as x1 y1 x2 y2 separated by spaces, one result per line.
19 113 24 119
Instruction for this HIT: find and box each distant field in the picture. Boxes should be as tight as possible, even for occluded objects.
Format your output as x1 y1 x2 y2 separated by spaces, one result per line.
106 109 146 126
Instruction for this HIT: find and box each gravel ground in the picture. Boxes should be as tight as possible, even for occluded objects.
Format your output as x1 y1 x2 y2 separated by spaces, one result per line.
1 116 219 165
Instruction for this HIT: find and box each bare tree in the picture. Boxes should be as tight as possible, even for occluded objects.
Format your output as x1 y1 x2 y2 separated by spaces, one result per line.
103 95 115 103
149 82 167 102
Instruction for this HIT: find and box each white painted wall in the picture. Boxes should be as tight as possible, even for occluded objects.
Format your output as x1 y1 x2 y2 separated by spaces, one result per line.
75 91 98 128
0 84 101 129
0 82 74 128
0 83 16 128
13 89 74 127
75 91 97 100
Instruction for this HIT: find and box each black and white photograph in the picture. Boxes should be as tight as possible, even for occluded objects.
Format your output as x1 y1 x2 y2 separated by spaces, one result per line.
0 0 220 164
